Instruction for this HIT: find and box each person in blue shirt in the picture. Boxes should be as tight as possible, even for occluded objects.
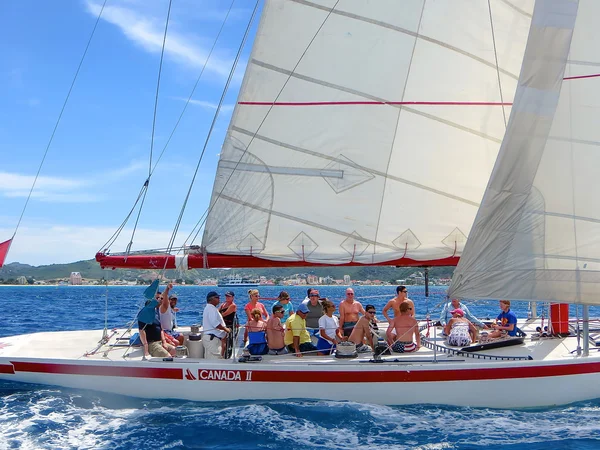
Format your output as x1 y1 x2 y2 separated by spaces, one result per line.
274 290 295 323
488 300 518 338
440 298 487 328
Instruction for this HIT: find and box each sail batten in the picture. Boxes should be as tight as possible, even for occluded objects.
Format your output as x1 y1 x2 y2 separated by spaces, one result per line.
201 0 534 266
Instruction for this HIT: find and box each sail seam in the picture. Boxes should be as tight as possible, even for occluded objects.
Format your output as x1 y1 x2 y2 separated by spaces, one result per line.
498 0 533 18
216 194 401 251
290 0 519 80
372 0 427 262
250 59 503 144
488 0 508 128
231 126 480 207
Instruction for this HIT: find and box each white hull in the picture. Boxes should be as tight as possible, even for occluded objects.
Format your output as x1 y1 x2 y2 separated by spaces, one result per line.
2 320 600 408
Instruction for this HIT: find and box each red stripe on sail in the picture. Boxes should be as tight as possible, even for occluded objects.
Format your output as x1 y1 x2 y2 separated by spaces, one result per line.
0 239 12 268
237 75 600 108
563 73 600 81
238 101 512 107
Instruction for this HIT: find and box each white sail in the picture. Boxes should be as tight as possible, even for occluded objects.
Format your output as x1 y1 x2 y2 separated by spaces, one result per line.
202 0 533 265
450 0 600 304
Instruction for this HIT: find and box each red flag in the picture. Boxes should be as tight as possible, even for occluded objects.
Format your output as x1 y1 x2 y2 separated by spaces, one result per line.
0 239 12 268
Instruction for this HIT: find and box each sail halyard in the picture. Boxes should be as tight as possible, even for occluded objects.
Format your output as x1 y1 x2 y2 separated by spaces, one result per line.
449 0 600 305
196 0 534 267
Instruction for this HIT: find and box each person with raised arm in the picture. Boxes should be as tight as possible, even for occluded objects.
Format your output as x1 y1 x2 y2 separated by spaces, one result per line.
159 283 184 346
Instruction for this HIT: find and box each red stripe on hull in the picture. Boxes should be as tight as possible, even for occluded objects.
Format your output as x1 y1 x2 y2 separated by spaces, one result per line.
0 364 15 374
11 361 183 380
244 362 600 383
8 360 600 383
95 252 460 270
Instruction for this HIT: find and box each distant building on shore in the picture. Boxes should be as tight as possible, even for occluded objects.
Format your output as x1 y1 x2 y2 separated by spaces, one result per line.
16 276 27 285
70 272 82 285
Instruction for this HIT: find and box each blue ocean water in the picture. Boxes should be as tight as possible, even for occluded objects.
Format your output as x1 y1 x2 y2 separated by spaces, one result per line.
1 285 599 450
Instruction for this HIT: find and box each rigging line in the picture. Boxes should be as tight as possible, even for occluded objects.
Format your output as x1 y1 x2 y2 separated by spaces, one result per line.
160 0 261 269
100 0 236 253
185 209 208 247
372 0 427 258
195 0 343 246
124 0 172 260
98 181 148 253
148 0 238 176
488 0 508 128
10 0 108 241
148 0 173 176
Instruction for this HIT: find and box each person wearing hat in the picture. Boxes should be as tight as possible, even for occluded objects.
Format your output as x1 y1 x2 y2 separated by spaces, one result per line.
202 291 231 359
159 285 184 346
444 308 478 346
284 303 317 357
169 294 180 329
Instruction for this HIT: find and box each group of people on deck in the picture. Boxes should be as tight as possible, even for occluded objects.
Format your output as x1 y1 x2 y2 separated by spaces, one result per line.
137 282 520 359
441 298 518 346
198 285 423 358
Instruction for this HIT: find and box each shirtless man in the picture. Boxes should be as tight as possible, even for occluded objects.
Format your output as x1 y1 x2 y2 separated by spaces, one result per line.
390 302 420 353
339 288 366 337
266 305 287 355
348 304 376 353
383 286 414 344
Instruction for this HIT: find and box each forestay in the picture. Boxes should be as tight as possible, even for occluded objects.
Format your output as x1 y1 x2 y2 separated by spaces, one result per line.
451 0 600 304
202 0 533 265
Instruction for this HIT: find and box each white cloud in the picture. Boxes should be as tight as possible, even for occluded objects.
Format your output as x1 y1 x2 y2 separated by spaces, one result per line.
2 224 192 266
0 172 95 203
85 1 237 80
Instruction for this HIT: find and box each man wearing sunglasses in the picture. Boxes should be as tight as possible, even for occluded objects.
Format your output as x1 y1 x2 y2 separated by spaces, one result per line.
348 305 376 353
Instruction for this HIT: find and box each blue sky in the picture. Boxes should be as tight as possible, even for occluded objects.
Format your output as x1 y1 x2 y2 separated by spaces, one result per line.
0 0 260 265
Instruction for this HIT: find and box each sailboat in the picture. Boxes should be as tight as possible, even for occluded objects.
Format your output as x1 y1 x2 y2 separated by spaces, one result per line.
3 0 600 408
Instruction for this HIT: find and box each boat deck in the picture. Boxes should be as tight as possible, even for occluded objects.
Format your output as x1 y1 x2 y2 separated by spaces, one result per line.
0 319 589 366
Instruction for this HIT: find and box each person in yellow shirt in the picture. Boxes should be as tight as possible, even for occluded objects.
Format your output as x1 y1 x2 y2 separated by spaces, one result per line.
284 303 318 357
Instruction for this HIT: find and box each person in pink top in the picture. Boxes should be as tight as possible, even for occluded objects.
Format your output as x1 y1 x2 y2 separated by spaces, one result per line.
244 289 269 321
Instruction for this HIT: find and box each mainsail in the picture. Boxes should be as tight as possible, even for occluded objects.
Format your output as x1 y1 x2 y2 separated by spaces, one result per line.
450 0 600 304
200 0 534 266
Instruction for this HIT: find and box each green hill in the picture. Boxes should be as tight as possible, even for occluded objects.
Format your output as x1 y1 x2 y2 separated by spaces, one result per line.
0 259 455 284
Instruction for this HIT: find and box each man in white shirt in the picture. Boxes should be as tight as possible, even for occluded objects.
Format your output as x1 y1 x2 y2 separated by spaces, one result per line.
202 291 231 359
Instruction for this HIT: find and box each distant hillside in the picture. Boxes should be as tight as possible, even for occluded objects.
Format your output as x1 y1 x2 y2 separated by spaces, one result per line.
0 259 456 283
